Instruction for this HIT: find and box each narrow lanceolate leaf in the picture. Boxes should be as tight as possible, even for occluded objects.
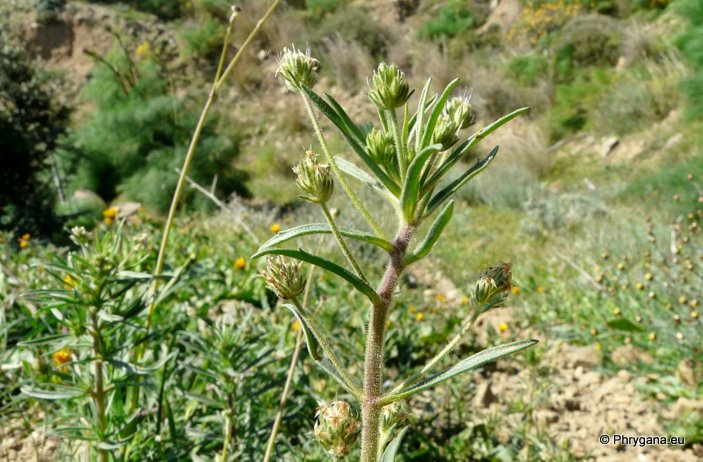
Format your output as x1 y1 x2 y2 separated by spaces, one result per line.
425 146 499 216
381 427 409 462
18 334 72 347
336 157 399 204
404 201 454 266
414 77 432 150
324 91 366 145
400 144 443 222
301 86 400 196
428 107 530 189
21 386 86 400
420 78 460 148
252 247 382 305
283 303 362 397
258 223 393 253
381 339 538 404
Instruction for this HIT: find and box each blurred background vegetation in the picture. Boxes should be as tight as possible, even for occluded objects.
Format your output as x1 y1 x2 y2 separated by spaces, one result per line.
1 0 702 460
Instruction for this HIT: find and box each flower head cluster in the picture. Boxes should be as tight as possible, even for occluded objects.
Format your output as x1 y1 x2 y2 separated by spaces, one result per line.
276 46 320 92
367 63 411 110
432 114 460 150
366 128 395 166
293 151 334 203
444 95 476 129
261 256 305 300
313 400 360 458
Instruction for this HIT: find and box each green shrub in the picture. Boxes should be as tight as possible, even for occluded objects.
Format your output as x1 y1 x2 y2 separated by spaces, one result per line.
59 44 248 212
419 0 475 40
554 14 622 81
89 0 186 20
673 0 703 119
0 35 71 238
311 5 389 58
547 69 611 141
504 54 550 86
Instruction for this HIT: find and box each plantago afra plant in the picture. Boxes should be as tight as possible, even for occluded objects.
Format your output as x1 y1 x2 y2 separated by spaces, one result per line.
256 47 538 460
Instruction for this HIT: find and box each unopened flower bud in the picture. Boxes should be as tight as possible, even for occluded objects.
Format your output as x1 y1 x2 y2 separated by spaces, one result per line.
276 46 320 92
367 63 411 110
473 263 512 310
432 114 459 150
261 256 305 300
366 128 395 165
293 151 334 203
314 401 360 459
380 401 407 435
444 96 476 129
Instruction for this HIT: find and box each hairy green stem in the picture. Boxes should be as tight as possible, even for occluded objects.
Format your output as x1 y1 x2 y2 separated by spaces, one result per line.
263 253 319 462
392 308 480 394
290 297 359 396
320 202 368 284
361 225 415 462
301 94 388 240
386 110 407 180
90 310 108 462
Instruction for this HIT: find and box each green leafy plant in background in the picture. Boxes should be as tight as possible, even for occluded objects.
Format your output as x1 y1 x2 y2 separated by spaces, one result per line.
59 36 247 213
674 0 703 120
257 47 537 460
419 0 474 40
19 225 182 461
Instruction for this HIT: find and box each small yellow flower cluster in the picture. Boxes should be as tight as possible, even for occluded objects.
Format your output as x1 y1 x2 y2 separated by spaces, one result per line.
270 223 281 234
64 274 78 290
17 233 30 249
234 257 246 270
135 41 150 59
507 0 582 47
103 207 118 225
52 347 73 370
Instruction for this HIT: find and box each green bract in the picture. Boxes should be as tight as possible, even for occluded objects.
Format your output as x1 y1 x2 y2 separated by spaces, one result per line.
366 128 396 166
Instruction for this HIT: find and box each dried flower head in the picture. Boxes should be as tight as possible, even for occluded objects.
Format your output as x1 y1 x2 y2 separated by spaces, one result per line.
444 95 476 129
293 151 334 203
261 256 305 300
69 226 90 246
367 62 411 110
276 46 320 92
314 400 360 458
366 128 395 166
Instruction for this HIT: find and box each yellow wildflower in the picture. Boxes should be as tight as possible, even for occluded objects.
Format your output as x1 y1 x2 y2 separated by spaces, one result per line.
498 322 509 333
416 312 424 322
270 223 281 233
647 331 657 342
408 305 417 314
135 41 150 59
536 286 545 293
613 307 621 316
103 207 118 225
21 233 30 241
511 286 520 295
19 240 28 249
293 320 301 332
459 295 469 305
435 293 446 303
234 257 246 270
52 348 72 369
64 274 77 290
